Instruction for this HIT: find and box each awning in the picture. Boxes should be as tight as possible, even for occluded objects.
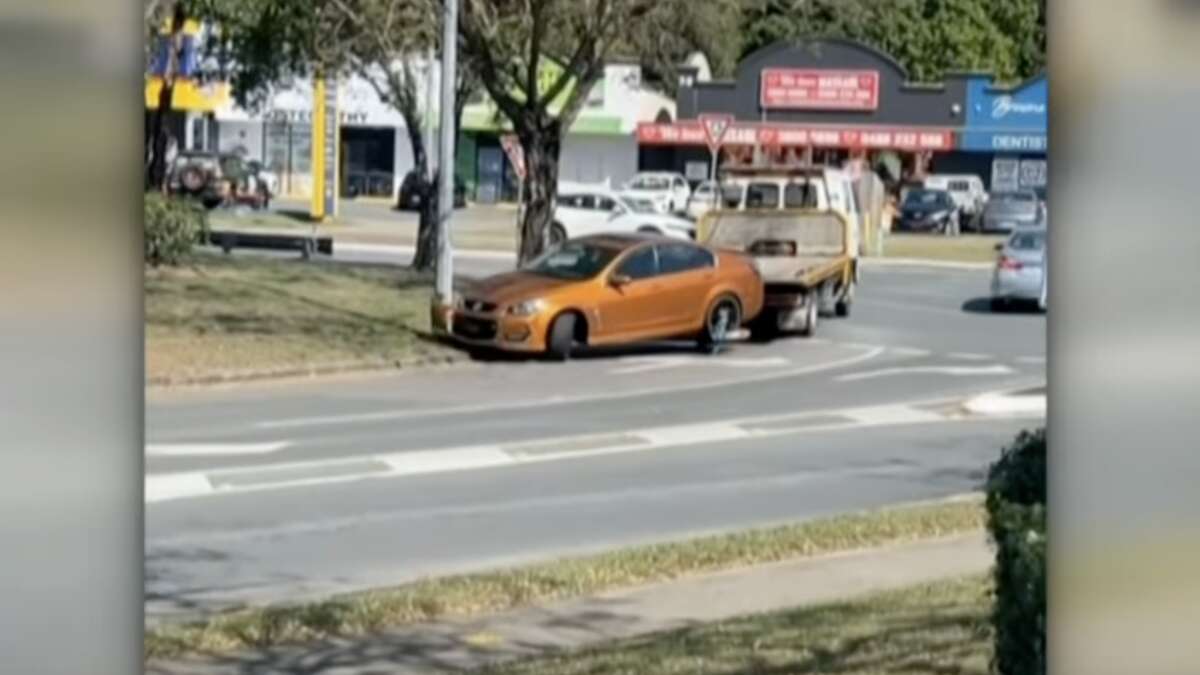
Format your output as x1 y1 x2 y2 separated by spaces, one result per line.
637 121 956 152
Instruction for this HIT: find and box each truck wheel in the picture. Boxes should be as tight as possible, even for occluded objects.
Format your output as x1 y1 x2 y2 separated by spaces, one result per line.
546 313 577 361
799 297 818 337
699 295 741 354
835 281 855 317
818 281 837 317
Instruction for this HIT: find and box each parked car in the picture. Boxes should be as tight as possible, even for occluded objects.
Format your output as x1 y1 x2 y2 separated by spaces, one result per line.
686 180 719 221
621 172 692 214
551 185 696 245
245 159 279 199
167 151 269 210
896 188 961 235
924 174 987 221
396 170 467 210
449 234 764 359
979 189 1044 233
991 227 1047 312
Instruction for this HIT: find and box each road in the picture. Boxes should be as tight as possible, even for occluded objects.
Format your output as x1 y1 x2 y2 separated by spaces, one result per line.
145 259 1045 623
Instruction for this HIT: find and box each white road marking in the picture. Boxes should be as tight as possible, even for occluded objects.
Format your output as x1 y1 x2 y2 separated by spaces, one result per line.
146 396 985 504
1016 356 1046 364
145 473 213 503
836 364 1014 382
145 441 291 457
947 352 992 361
861 258 992 271
963 390 1046 418
255 346 886 430
610 355 791 376
890 347 932 357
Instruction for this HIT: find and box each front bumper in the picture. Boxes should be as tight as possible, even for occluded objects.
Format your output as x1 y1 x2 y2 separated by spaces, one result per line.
448 310 547 352
898 214 949 231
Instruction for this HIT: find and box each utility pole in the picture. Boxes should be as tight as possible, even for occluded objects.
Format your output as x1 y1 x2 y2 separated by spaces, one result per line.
424 48 436 181
435 0 458 304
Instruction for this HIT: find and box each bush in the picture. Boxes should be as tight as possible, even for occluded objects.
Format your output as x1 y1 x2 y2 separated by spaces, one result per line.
985 427 1046 675
145 192 208 266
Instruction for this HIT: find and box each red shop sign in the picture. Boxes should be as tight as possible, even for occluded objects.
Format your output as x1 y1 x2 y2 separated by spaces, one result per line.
760 69 880 111
637 122 953 152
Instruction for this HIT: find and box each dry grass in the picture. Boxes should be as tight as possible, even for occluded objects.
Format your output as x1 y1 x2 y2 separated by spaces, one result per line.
145 498 985 661
484 575 993 675
145 254 458 383
883 233 1006 263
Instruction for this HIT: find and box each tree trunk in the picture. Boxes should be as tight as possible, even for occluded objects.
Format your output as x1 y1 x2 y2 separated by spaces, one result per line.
517 123 561 265
404 123 439 271
146 2 186 192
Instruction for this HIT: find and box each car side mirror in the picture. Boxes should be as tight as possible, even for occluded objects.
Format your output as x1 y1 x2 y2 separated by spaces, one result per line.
610 273 632 287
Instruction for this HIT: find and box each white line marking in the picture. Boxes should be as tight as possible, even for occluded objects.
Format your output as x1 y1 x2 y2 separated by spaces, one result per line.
836 364 1014 382
145 441 291 457
963 391 1046 418
145 473 214 503
947 352 992 361
609 355 791 376
861 258 992 271
1016 356 1046 364
890 347 932 357
145 396 984 504
256 346 887 430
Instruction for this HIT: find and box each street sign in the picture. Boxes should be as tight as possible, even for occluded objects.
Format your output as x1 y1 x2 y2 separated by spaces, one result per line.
699 114 734 153
500 134 526 180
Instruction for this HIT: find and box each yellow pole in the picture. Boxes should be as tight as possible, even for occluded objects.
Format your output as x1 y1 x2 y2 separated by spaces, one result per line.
310 78 326 220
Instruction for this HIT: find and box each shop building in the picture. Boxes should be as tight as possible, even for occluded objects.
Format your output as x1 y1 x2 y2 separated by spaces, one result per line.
948 73 1047 195
211 59 675 203
638 38 969 184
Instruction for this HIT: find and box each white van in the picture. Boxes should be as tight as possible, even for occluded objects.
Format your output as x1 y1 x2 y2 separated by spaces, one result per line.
714 167 863 266
924 174 987 218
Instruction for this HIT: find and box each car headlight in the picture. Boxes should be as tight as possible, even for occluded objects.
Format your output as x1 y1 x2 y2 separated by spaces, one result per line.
507 299 546 317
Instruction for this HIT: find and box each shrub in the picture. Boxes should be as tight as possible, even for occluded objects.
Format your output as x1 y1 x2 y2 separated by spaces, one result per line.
145 192 208 266
985 427 1046 675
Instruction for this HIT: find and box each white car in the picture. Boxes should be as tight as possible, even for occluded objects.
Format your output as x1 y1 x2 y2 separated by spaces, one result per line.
991 226 1047 312
924 174 987 219
621 172 692 214
686 180 719 221
550 186 696 245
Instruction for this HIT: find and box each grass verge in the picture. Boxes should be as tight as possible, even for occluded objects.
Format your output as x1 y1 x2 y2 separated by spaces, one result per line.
145 253 458 384
883 233 1005 264
483 574 992 675
145 497 985 661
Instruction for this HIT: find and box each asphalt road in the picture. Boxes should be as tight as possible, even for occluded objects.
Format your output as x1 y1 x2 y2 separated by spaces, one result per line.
145 260 1045 622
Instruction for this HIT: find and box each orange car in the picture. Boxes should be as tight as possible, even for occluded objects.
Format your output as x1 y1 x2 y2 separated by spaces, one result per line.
450 234 764 359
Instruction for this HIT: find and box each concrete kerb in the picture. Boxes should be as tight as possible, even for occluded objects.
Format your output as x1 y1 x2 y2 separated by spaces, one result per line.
861 257 993 271
146 352 469 390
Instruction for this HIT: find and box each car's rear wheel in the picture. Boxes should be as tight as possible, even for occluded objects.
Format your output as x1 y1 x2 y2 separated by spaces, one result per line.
799 296 819 337
546 312 577 361
549 223 568 247
699 295 741 354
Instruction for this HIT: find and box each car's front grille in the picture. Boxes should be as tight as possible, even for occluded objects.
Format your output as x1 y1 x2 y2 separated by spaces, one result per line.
460 298 497 313
453 315 498 341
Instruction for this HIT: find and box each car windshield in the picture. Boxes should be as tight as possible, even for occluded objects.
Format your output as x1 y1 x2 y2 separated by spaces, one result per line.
904 190 948 206
1009 230 1046 251
524 241 621 280
620 196 656 214
629 175 670 190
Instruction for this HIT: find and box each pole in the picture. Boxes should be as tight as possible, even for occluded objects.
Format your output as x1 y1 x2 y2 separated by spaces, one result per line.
435 0 458 304
424 48 436 181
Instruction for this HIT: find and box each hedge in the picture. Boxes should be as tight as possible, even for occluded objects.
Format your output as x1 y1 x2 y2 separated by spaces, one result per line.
145 192 208 267
985 427 1046 675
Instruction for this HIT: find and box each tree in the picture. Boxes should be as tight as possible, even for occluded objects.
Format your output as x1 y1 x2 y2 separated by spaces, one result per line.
458 0 731 265
145 1 189 191
212 0 481 270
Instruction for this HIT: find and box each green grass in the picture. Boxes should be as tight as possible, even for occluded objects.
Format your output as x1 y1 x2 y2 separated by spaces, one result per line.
883 233 1005 263
144 498 985 661
484 575 993 675
145 253 458 384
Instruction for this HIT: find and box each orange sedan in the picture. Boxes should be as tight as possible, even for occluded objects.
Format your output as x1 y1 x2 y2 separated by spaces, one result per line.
450 234 764 359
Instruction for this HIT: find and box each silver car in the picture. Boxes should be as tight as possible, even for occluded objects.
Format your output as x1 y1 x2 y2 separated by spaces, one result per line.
991 227 1047 312
980 189 1045 233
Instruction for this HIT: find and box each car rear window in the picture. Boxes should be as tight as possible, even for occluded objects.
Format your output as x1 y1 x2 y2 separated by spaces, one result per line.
1009 231 1046 251
746 183 780 209
784 182 818 208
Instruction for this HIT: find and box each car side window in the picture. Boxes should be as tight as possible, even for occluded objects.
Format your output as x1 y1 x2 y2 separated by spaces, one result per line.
596 196 617 212
658 243 714 275
616 246 659 280
784 182 817 209
579 195 597 209
558 194 580 209
746 183 780 209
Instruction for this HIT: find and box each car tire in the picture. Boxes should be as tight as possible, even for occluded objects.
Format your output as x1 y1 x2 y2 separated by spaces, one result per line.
638 225 662 235
817 281 837 317
835 281 854 317
546 313 577 361
699 295 741 354
799 296 818 337
549 223 568 247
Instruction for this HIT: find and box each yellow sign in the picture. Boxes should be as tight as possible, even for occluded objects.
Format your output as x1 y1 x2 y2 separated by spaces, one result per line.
144 78 230 111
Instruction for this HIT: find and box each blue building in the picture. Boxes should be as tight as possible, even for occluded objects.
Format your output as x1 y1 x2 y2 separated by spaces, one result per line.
934 73 1047 196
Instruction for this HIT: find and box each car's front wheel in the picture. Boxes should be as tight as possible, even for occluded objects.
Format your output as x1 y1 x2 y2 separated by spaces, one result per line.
546 312 578 361
549 223 568 247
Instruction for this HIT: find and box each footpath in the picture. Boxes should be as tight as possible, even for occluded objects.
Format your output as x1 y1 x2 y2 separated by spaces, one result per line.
147 532 990 675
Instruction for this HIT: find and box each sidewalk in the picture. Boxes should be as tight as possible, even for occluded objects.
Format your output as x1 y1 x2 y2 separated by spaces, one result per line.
147 532 990 675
